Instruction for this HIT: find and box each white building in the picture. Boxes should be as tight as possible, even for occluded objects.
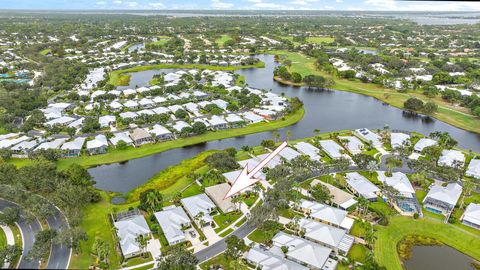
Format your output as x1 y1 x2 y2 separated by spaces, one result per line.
345 172 380 201
466 159 480 179
154 206 191 245
461 203 480 230
113 214 151 258
181 194 216 227
438 149 465 168
319 140 348 159
86 134 108 155
298 218 354 255
295 142 321 161
245 246 308 270
413 138 437 153
338 136 364 155
423 183 462 215
354 128 382 148
390 133 410 149
298 199 354 231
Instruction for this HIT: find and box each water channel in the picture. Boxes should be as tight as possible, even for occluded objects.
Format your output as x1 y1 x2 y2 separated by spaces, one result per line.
404 245 477 270
89 54 480 193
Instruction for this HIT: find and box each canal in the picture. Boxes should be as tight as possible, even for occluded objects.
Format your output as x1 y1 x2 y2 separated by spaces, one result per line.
404 245 477 270
89 54 480 193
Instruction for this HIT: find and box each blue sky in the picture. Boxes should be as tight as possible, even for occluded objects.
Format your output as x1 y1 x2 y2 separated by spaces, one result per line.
2 0 480 11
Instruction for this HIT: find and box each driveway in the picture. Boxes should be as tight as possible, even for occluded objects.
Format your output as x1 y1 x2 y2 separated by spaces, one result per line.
203 225 221 243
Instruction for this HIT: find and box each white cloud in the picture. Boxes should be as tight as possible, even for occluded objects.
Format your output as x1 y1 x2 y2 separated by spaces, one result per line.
336 0 343 2
211 0 234 9
126 1 138 8
95 1 106 5
148 2 165 8
363 0 480 11
324 5 334 9
113 0 122 4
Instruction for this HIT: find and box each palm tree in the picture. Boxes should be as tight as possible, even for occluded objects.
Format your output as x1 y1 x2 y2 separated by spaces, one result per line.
357 197 370 218
231 195 242 212
194 212 206 227
135 234 148 258
145 190 162 213
252 182 262 196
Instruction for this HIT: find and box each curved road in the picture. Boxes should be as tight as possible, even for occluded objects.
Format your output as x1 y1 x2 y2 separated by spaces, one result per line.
0 199 41 269
0 198 71 269
195 153 419 262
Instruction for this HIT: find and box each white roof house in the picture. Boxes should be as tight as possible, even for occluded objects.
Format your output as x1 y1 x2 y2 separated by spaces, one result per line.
225 114 244 124
294 142 321 161
207 115 228 128
298 199 354 231
245 246 308 270
345 172 380 201
123 100 139 109
338 136 364 155
154 206 191 245
87 134 108 150
377 171 415 198
0 135 30 149
150 124 172 137
319 140 348 159
391 133 410 149
242 112 264 123
461 203 480 229
45 116 76 127
279 147 301 162
110 132 133 146
423 183 462 214
438 149 465 167
35 138 67 151
60 137 86 151
272 232 337 270
298 218 354 254
355 128 382 148
414 138 437 152
256 153 283 168
114 215 151 258
152 106 170 115
11 139 40 154
211 99 228 110
120 111 139 119
99 115 116 128
171 121 191 133
181 194 216 226
310 180 357 209
466 159 480 179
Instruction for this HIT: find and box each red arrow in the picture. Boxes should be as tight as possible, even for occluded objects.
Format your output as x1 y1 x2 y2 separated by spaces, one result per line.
224 141 288 199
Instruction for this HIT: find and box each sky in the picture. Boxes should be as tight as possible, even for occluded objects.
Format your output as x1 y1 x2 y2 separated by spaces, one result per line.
2 0 480 11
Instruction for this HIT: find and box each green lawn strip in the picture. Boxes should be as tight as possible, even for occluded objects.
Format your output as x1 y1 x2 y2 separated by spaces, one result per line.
236 217 247 227
369 200 397 217
306 36 335 44
247 223 282 244
215 35 232 47
374 216 480 270
54 107 304 170
415 190 428 202
124 253 153 267
350 220 366 238
214 211 242 233
268 50 480 134
39 49 52 55
108 62 265 86
71 192 122 269
129 263 155 270
199 253 231 270
0 227 6 248
180 183 203 198
347 243 368 264
218 228 234 238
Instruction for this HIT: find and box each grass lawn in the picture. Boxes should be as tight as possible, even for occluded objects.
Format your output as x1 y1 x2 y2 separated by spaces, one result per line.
306 36 335 44
124 253 153 267
180 183 203 198
214 211 242 233
247 222 282 244
268 50 480 134
350 220 366 238
236 217 247 227
415 189 428 202
199 254 234 270
0 227 6 248
241 193 258 207
150 36 171 46
218 228 234 238
348 243 368 263
215 35 232 47
108 62 265 86
70 192 122 269
369 200 397 217
39 48 51 55
54 107 304 170
374 216 480 270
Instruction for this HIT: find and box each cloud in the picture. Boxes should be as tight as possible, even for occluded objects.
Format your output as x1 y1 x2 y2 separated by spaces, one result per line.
336 0 343 2
211 0 234 9
112 0 122 4
126 1 138 7
95 1 106 5
148 2 165 8
363 0 480 11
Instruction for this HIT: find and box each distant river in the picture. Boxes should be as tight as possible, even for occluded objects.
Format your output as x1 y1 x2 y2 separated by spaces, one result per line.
89 54 480 193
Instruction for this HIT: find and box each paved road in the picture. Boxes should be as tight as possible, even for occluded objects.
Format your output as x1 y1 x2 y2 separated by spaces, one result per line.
195 223 255 263
0 199 41 269
45 207 71 269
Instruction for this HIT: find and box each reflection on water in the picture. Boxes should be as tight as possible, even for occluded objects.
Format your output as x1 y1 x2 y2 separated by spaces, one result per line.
90 54 480 193
404 245 477 270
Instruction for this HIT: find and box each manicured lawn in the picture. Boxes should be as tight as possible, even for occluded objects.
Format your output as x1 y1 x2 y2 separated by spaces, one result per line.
70 192 122 269
218 228 234 238
54 107 304 170
369 200 397 217
415 189 428 202
236 217 247 227
374 216 480 270
108 62 265 86
241 193 258 207
214 211 242 233
149 36 171 46
247 222 282 244
350 220 366 238
180 183 203 198
200 254 234 270
215 35 232 47
348 243 368 263
0 227 6 248
124 253 153 267
306 36 335 44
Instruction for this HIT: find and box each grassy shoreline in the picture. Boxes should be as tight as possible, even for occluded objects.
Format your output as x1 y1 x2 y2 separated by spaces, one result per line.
55 107 304 170
108 61 265 86
374 216 480 270
268 50 480 134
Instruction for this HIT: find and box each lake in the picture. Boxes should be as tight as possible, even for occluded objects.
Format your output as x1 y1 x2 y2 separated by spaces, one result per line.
404 245 477 270
89 54 480 193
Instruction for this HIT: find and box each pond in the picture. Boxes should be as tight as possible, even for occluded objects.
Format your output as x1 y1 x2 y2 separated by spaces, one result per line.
404 245 477 270
89 54 480 193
